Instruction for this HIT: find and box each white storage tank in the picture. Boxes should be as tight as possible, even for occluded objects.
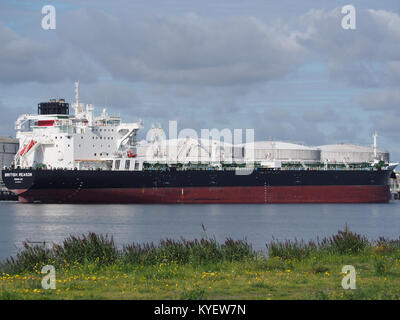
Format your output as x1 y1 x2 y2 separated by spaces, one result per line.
318 143 389 163
243 141 321 162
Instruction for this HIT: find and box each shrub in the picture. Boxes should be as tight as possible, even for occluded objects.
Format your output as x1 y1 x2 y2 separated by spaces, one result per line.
1 242 54 274
120 237 255 266
312 263 329 274
266 226 370 260
373 256 394 276
187 238 224 265
319 226 369 255
1 233 118 274
180 286 207 300
266 238 317 260
158 239 191 264
373 237 400 255
53 232 119 266
221 238 255 262
121 243 158 265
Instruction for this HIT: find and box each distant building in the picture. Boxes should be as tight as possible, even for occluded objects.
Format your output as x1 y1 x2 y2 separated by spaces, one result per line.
0 136 18 184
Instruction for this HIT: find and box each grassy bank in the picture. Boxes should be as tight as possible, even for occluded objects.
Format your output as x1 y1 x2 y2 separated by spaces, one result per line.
1 228 400 300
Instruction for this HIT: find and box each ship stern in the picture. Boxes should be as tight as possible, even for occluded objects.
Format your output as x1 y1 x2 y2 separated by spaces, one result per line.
2 169 35 201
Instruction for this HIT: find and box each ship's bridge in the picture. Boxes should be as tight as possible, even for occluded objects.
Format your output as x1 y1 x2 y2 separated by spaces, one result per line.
38 99 69 115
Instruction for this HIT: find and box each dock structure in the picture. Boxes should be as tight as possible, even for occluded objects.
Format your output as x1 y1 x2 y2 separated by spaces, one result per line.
390 171 400 199
0 136 18 201
0 187 17 201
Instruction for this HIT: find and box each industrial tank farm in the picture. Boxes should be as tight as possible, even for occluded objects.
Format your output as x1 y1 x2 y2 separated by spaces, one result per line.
137 137 390 166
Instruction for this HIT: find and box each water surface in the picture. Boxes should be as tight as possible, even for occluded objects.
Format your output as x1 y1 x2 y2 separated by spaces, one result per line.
1 201 400 260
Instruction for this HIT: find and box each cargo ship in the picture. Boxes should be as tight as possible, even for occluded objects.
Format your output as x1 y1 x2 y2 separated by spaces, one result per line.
2 82 397 204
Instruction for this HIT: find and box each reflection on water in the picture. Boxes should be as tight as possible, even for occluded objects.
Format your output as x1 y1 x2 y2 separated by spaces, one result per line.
1 201 400 260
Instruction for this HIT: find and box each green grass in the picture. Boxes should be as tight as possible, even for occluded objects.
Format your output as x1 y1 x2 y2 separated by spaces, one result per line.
1 228 400 300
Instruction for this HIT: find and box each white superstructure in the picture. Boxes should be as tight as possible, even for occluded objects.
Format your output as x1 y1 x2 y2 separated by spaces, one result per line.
14 81 143 171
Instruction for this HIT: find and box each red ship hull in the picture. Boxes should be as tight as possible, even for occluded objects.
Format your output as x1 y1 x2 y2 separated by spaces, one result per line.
13 185 391 204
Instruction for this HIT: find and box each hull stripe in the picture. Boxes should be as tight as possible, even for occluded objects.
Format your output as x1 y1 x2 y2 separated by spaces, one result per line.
15 185 390 204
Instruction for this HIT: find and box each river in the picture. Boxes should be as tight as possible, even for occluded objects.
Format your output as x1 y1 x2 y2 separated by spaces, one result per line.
1 201 400 260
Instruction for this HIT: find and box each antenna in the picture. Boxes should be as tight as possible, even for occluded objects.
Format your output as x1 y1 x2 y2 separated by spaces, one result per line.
75 80 79 106
373 131 378 159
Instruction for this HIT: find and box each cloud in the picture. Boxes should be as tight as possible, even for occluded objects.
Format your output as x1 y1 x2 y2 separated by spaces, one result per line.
356 89 400 112
58 10 306 86
1 4 399 158
297 8 400 87
387 60 400 82
247 106 327 145
356 88 400 153
0 22 99 84
260 106 292 122
372 113 398 135
0 100 17 136
302 107 340 122
82 83 141 111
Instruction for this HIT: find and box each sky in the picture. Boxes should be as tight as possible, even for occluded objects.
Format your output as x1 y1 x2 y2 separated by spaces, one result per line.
0 0 399 160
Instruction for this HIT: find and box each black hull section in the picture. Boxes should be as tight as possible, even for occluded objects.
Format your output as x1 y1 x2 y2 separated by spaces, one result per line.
2 168 392 189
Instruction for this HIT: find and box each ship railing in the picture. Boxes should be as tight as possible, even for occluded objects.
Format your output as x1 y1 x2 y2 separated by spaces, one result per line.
3 164 382 172
140 166 379 172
